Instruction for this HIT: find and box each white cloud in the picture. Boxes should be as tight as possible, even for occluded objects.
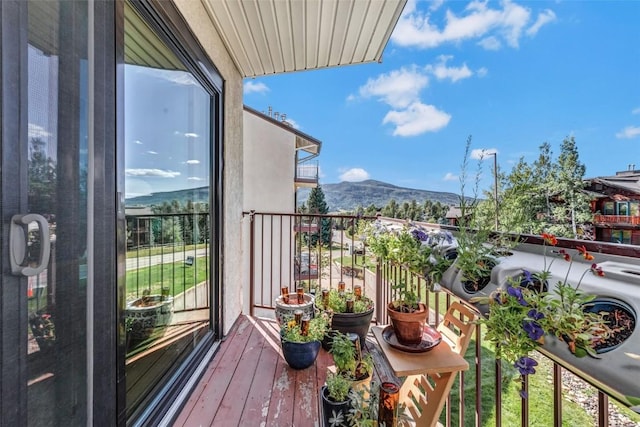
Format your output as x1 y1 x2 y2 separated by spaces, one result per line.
125 169 181 178
28 123 51 139
186 160 200 165
339 168 370 182
443 172 458 181
244 81 270 95
358 66 428 109
426 55 473 82
476 67 489 77
526 9 556 36
134 140 143 145
471 148 498 160
616 126 640 139
392 0 540 50
184 133 199 138
146 150 158 155
383 102 451 137
478 36 501 50
187 176 204 181
632 108 640 115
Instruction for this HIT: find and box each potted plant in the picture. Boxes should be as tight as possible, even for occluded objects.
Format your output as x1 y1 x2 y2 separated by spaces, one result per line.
363 220 457 346
472 233 613 398
346 382 380 427
29 312 56 352
317 286 374 349
280 311 329 370
386 278 428 346
321 371 352 427
329 332 374 393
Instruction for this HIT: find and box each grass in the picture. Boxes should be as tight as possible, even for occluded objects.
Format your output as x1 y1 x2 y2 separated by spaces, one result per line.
126 256 209 299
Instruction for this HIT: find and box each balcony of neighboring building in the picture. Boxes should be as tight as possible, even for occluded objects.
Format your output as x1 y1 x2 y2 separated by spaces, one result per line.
295 159 320 187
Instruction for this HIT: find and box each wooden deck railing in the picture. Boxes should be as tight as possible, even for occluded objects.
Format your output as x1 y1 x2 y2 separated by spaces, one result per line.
594 214 640 225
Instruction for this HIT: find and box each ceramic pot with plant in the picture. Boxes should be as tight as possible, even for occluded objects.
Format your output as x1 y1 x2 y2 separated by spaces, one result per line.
386 279 428 346
321 371 352 427
280 311 329 370
329 332 374 395
317 286 374 349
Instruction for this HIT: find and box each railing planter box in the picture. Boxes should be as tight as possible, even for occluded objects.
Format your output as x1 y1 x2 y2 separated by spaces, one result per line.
126 295 174 342
482 247 640 411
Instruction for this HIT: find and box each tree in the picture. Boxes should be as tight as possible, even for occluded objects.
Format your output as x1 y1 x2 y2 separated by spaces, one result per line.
28 138 57 216
548 136 592 238
304 186 331 246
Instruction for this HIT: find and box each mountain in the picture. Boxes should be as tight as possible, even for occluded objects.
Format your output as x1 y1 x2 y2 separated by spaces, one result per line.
125 180 466 212
126 186 209 207
297 180 465 212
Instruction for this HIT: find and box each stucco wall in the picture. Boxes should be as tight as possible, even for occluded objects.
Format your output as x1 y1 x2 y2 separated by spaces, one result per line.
174 0 244 336
243 111 296 212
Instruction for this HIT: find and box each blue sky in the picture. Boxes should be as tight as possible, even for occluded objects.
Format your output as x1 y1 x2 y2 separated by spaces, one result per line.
243 0 640 195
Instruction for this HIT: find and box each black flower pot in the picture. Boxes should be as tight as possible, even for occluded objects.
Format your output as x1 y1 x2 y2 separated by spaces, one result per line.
320 385 351 427
281 339 321 370
330 306 375 349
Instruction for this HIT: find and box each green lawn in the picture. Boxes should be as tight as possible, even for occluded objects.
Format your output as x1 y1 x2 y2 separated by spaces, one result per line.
126 256 209 299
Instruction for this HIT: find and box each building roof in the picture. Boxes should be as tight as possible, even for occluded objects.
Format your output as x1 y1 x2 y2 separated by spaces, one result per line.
202 0 407 78
244 105 321 155
587 170 640 195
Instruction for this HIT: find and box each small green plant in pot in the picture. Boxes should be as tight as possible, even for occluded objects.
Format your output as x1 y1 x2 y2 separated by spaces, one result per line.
280 312 329 370
321 371 352 427
330 332 373 382
317 287 375 350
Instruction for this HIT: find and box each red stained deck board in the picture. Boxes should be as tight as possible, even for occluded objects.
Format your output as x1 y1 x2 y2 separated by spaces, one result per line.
174 316 253 426
264 356 298 427
212 319 269 425
237 318 282 426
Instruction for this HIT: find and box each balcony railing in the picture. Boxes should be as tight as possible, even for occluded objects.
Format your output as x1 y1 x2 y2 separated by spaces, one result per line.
246 211 640 426
594 214 640 226
295 159 319 185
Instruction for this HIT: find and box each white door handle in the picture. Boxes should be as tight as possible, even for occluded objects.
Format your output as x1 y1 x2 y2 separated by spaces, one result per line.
9 214 51 276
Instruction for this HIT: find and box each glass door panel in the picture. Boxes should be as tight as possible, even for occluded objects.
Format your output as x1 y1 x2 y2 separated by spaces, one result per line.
123 2 212 418
26 1 88 425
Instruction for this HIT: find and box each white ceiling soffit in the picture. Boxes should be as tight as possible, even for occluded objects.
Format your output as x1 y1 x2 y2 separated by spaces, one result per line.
201 0 407 78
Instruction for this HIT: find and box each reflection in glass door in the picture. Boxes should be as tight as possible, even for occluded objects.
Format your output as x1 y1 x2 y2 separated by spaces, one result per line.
123 2 213 418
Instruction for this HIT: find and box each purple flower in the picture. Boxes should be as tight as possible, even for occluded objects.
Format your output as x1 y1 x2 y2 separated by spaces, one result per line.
515 356 538 376
411 229 429 242
523 320 544 341
527 309 544 321
506 286 527 306
519 389 529 399
522 270 533 285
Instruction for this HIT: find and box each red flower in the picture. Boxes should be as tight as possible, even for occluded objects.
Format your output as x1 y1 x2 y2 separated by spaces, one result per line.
542 233 557 246
576 245 594 261
591 263 605 277
558 249 571 262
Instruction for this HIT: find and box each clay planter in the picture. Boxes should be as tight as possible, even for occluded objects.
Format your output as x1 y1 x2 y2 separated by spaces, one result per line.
387 302 428 345
126 295 173 342
274 293 315 325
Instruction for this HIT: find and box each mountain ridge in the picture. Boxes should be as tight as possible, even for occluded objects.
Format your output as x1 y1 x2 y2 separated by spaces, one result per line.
125 180 466 212
297 179 464 211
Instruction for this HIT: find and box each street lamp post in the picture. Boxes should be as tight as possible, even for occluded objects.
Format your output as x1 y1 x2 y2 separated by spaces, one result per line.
489 152 499 231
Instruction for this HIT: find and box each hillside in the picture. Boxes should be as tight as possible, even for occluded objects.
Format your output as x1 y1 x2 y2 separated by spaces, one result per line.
297 180 464 211
126 186 209 207
126 180 466 211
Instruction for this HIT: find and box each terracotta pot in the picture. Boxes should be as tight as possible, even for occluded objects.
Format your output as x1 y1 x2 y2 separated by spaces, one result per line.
387 302 427 345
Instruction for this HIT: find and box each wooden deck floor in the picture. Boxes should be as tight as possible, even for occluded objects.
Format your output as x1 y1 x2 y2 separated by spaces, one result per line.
173 315 398 427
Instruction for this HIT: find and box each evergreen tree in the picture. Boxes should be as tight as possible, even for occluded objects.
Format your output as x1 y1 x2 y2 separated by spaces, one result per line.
305 186 331 246
549 136 592 238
